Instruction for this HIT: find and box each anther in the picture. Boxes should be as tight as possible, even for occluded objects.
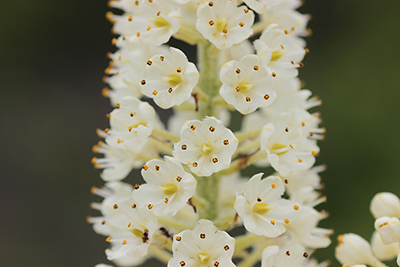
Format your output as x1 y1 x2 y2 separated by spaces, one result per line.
208 1 213 7
291 60 295 65
246 96 251 102
209 126 215 132
224 245 230 251
157 11 160 16
303 252 308 258
235 86 240 92
253 65 259 71
128 16 132 22
160 56 164 61
148 204 153 209
192 162 198 167
143 165 148 170
200 233 206 239
236 68 241 74
181 144 187 150
122 240 127 245
305 48 310 54
128 126 132 132
299 62 304 67
244 8 249 13
272 72 276 77
284 218 290 223
285 179 288 184
285 127 289 132
130 112 135 117
298 158 303 163
127 222 131 227
113 204 118 209
223 140 229 145
257 197 262 202
136 32 140 37
284 29 289 35
155 165 160 171
134 184 140 190
117 139 121 144
264 94 270 100
132 203 137 208
147 60 152 66
147 26 151 31
106 237 111 242
191 125 196 130
294 205 299 210
209 20 214 26
141 80 146 85
291 26 295 31
177 67 182 73
176 236 181 241
286 250 291 256
312 150 318 156
111 38 117 45
91 157 97 164
281 45 284 49
271 220 275 225
222 28 228 34
212 158 218 163
214 262 219 267
302 122 306 127
176 176 182 182
271 183 276 189
115 103 120 108
102 220 106 225
180 261 186 267
135 1 139 5
102 87 109 97
168 88 173 93
165 198 169 204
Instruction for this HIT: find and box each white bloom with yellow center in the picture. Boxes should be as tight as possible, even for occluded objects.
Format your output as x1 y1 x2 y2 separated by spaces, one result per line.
106 97 155 151
260 113 319 176
234 173 299 237
196 0 254 50
140 47 199 109
254 24 305 80
173 116 238 177
219 54 276 114
112 0 181 46
261 244 309 267
168 219 235 267
132 156 197 216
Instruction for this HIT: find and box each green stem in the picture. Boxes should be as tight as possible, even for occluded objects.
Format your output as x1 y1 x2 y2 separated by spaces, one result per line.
148 245 172 264
197 174 220 221
234 128 262 142
233 139 261 158
197 41 220 118
151 128 180 143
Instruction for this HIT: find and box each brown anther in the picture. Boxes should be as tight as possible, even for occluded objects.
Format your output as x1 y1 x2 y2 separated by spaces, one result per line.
209 126 215 132
291 60 295 65
141 80 146 85
284 29 289 35
285 218 290 223
235 86 240 92
191 125 196 130
264 94 270 100
102 220 106 225
180 261 186 267
209 20 214 26
135 1 139 6
285 127 289 132
236 68 241 74
286 250 291 256
157 11 160 16
147 60 152 66
281 44 284 49
212 158 218 163
239 22 244 27
224 245 230 251
128 16 133 21
176 176 182 182
214 262 219 267
284 179 288 184
164 198 169 204
257 197 262 202
176 236 182 241
294 205 299 210
303 252 308 258
115 103 120 109
177 67 182 73
160 56 164 61
134 184 140 190
113 204 118 209
253 65 259 71
246 96 251 102
192 162 198 167
272 72 276 77
153 90 158 95
168 88 173 93
155 165 160 171
132 203 137 208
305 48 310 54
244 8 249 13
143 165 148 170
200 233 206 239
148 204 153 209
299 62 304 67
181 144 187 150
208 1 213 7
90 186 97 194
223 140 229 145
222 28 228 34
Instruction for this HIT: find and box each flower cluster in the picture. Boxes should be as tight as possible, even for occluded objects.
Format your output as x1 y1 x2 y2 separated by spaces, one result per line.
89 0 330 266
335 192 400 267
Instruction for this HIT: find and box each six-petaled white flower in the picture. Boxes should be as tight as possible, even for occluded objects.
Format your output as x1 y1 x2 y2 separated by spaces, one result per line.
132 156 197 216
173 116 238 177
168 219 236 267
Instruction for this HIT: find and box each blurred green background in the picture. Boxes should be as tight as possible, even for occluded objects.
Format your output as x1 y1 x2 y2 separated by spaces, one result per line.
1 0 400 266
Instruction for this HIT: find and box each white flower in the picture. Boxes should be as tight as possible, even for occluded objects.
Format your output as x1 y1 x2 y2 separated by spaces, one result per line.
105 97 156 151
260 113 319 176
234 173 299 237
254 24 306 80
278 165 324 196
244 0 285 14
111 0 181 46
132 156 197 216
196 0 254 49
261 244 309 267
370 192 400 219
140 47 199 109
375 216 400 245
173 116 238 177
219 54 276 114
335 233 378 266
371 231 399 261
168 220 235 267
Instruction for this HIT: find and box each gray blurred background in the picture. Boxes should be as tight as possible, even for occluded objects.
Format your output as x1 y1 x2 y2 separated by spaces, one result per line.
1 0 400 266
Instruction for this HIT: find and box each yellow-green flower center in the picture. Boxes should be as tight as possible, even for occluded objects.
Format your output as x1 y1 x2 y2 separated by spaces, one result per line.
131 228 144 238
252 202 271 215
271 143 290 156
202 143 214 155
163 74 182 87
160 183 178 196
198 252 210 265
148 16 170 28
237 81 253 93
216 18 228 33
271 49 289 62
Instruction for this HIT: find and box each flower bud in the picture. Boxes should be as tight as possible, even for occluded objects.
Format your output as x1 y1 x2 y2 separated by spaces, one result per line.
335 233 376 266
374 216 400 245
370 192 400 219
371 230 399 261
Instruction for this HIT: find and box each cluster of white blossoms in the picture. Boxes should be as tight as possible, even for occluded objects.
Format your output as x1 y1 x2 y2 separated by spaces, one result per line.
335 192 400 267
89 0 332 266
